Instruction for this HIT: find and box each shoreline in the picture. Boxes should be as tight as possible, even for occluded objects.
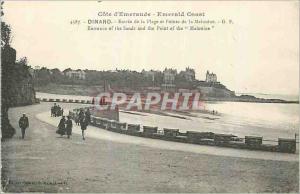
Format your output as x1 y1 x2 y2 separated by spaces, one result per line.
204 97 299 104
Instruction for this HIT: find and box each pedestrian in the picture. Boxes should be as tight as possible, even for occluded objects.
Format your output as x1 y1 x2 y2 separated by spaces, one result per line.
80 118 88 140
57 105 61 116
51 106 54 117
19 113 29 139
85 109 91 124
75 110 80 125
56 116 66 136
65 116 73 139
78 109 84 123
53 103 58 117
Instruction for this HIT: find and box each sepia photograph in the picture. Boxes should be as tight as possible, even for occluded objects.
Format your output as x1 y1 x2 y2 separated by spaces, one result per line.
1 0 299 193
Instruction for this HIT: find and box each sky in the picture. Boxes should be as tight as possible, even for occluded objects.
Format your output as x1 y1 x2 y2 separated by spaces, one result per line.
2 1 299 95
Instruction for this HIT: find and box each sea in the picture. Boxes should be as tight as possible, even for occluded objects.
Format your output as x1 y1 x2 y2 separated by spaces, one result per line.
36 92 299 141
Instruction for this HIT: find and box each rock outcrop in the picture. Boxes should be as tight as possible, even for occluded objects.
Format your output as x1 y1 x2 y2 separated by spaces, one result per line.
198 86 235 98
1 45 36 139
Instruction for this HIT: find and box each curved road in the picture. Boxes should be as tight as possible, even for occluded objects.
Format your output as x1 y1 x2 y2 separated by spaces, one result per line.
2 102 299 193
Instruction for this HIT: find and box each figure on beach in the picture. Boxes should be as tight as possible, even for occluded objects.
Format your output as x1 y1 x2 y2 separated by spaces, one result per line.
19 113 29 139
56 116 66 136
65 116 73 139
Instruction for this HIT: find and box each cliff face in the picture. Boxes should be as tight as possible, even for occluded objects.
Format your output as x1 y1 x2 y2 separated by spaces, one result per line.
9 75 36 106
198 86 235 98
1 46 36 139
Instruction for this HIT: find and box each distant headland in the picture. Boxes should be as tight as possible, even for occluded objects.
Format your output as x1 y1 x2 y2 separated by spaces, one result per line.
30 66 299 104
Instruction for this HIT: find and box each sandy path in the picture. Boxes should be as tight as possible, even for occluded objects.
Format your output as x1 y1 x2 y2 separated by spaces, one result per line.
1 102 299 193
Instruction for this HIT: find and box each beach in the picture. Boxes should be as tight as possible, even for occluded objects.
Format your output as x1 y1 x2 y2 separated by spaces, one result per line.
36 92 299 141
1 102 299 193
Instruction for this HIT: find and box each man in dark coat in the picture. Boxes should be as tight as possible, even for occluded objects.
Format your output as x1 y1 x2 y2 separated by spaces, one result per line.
53 103 58 117
75 111 80 126
80 118 88 140
57 105 61 116
66 116 73 139
51 106 54 117
85 109 91 124
78 109 84 123
19 113 29 139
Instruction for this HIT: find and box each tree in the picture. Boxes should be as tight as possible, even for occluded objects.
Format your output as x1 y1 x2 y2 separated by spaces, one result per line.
1 22 12 47
36 67 51 86
50 68 64 83
17 57 28 66
1 1 4 16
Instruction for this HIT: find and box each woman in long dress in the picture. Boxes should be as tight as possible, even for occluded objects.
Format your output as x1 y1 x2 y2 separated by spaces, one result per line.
66 116 73 139
56 116 66 136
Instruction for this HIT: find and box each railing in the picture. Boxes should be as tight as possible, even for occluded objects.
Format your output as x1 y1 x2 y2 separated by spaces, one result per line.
38 98 92 104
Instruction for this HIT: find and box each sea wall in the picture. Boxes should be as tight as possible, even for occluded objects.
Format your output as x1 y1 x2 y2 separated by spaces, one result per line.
69 107 298 154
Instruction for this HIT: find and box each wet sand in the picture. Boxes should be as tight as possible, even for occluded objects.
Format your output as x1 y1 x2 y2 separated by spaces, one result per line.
2 102 299 193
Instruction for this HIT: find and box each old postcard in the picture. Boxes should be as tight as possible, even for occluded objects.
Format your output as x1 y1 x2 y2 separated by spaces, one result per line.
1 0 299 193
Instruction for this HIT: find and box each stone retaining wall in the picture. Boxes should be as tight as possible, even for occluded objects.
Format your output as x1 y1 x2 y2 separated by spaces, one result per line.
68 108 297 154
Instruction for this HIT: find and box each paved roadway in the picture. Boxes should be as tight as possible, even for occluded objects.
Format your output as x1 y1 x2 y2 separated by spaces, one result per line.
1 102 299 193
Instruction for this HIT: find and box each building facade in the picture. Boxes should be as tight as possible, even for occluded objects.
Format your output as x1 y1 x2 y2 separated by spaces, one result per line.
64 69 86 80
205 70 217 83
180 67 195 81
142 69 159 81
161 68 177 91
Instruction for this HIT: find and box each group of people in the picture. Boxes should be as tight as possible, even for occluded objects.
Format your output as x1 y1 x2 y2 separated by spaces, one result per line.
56 116 73 138
75 109 91 125
56 108 91 140
211 110 218 115
18 104 92 140
51 103 64 117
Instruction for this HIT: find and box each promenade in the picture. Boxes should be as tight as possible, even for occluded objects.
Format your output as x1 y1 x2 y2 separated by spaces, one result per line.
1 102 299 193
